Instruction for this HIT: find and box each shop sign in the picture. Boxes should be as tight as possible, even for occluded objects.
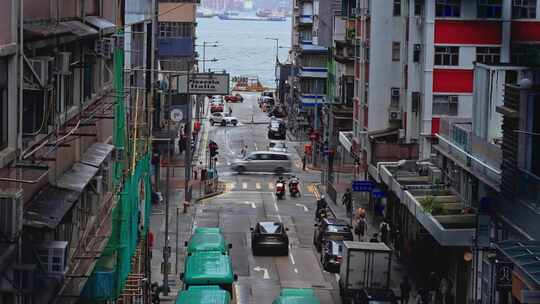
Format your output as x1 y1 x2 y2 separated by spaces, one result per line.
495 260 513 290
352 180 374 192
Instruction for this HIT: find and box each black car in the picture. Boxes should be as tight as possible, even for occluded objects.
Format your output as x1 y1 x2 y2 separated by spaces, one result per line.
313 218 353 252
251 221 289 256
321 240 343 273
268 120 286 140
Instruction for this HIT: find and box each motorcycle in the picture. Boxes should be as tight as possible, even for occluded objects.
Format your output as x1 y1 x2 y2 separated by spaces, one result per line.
289 180 300 197
275 181 286 200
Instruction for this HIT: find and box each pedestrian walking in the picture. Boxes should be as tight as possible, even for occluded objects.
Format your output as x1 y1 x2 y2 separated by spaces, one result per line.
228 106 233 116
354 216 367 241
400 276 412 304
240 145 247 158
342 188 353 217
178 134 186 155
369 233 379 243
302 153 307 171
379 219 390 244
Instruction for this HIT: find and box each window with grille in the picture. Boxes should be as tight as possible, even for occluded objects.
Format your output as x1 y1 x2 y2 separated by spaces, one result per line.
476 47 501 64
414 0 423 15
433 95 458 116
413 44 421 62
478 0 503 18
511 45 528 65
392 42 400 61
434 46 459 65
158 22 194 38
512 0 537 18
436 0 461 17
393 0 401 16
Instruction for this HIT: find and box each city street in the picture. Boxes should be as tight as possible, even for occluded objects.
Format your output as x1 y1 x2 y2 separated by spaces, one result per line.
198 93 340 303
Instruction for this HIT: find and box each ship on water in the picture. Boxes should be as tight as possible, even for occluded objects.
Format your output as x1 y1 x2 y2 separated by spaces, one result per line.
196 7 216 18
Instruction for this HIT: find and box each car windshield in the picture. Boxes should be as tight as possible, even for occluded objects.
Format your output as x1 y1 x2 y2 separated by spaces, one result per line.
258 222 282 234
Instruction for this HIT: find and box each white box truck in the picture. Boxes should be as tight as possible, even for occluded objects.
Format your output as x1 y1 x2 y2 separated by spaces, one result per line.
339 241 397 304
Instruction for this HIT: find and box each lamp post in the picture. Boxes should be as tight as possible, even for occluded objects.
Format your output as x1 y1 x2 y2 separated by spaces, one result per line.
265 37 280 92
197 41 219 72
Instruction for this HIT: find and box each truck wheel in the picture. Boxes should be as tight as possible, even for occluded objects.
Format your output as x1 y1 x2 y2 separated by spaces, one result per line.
236 166 246 174
232 120 238 126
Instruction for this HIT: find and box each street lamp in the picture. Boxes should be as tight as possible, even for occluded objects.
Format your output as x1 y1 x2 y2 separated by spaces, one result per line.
196 41 220 72
265 37 280 91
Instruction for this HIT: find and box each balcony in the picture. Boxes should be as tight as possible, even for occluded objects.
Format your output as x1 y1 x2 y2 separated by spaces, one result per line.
296 15 314 25
378 161 476 246
434 116 501 191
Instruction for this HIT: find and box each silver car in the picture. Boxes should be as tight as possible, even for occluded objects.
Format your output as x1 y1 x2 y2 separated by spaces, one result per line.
230 151 292 174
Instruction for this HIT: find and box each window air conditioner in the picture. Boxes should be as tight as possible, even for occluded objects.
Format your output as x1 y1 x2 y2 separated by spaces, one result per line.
389 109 402 121
391 88 400 97
55 52 71 75
0 189 23 240
28 57 54 86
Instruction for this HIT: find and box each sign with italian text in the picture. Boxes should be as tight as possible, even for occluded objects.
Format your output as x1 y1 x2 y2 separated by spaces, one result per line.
177 73 230 95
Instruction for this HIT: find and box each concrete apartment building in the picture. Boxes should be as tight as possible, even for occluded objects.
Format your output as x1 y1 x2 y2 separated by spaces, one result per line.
0 1 156 303
330 0 540 302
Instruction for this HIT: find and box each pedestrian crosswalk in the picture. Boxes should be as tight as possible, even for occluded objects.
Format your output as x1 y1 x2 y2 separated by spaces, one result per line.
223 181 317 195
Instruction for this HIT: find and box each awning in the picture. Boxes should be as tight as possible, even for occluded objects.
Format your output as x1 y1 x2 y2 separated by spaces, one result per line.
24 186 81 229
81 143 114 168
55 163 99 192
84 16 116 35
61 20 99 37
497 240 540 287
24 23 71 37
368 126 400 140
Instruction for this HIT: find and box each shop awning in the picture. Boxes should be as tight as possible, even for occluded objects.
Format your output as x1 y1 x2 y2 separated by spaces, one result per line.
81 143 114 168
24 23 71 37
24 186 81 229
368 126 400 140
61 20 99 37
55 163 99 192
497 240 540 287
84 16 116 34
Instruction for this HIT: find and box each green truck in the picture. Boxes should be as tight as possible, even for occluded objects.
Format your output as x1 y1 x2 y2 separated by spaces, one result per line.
272 288 321 304
185 230 232 255
176 286 231 304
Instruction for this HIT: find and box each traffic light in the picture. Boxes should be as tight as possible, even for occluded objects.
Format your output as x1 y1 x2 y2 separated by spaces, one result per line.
209 141 219 158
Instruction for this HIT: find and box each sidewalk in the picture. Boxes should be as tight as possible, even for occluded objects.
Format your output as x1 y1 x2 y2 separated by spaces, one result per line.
317 182 417 301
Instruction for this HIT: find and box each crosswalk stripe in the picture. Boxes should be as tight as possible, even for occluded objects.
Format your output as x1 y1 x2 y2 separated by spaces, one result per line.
255 182 261 190
268 183 274 190
242 182 248 189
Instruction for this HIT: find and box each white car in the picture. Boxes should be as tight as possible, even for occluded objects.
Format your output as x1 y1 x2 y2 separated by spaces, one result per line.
209 112 238 126
268 140 288 152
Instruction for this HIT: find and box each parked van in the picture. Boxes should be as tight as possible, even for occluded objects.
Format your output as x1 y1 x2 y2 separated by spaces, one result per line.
230 151 292 174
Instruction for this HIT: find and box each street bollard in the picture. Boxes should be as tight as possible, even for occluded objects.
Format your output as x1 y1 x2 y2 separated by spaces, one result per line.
183 201 190 214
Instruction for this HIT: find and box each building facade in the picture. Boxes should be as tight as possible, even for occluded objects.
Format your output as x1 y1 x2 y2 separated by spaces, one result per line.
0 1 155 303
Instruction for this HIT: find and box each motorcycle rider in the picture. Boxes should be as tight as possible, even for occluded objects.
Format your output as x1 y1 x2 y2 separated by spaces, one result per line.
288 175 300 195
275 176 286 198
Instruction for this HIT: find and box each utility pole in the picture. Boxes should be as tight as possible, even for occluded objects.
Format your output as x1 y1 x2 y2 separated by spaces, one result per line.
265 37 280 90
163 75 172 296
185 72 192 203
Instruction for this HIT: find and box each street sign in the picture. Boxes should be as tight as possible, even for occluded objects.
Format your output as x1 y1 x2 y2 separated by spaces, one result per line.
372 188 385 199
170 107 183 122
177 73 230 95
352 180 374 192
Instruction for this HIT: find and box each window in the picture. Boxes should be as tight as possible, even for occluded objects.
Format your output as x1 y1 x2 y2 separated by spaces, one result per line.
393 0 401 16
414 0 423 15
158 22 193 38
413 44 421 62
478 0 502 18
83 56 94 101
0 58 7 150
433 95 458 116
512 0 537 18
476 47 501 64
63 73 74 109
436 0 461 17
434 46 459 65
511 45 528 65
392 42 400 61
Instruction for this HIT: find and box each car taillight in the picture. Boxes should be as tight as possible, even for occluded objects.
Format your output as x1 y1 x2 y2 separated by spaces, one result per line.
336 256 342 262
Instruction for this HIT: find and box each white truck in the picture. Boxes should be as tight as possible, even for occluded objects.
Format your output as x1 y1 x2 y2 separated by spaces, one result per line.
339 241 397 304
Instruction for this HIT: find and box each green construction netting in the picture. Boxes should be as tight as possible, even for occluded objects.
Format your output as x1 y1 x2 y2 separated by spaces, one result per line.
81 39 152 302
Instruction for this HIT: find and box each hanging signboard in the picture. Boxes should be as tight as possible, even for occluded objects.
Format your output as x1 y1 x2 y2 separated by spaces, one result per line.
177 73 230 95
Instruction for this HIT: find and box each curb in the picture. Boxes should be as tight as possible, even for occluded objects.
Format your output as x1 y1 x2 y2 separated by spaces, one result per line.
194 183 225 202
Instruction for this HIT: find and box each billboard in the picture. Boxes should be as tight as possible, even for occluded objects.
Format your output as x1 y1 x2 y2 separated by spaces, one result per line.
177 73 230 95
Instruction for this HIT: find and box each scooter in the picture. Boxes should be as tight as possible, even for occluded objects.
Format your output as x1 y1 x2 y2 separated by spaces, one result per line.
289 180 300 197
275 181 286 200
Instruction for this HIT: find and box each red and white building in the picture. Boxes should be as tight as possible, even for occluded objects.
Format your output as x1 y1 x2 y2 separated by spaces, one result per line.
347 0 540 169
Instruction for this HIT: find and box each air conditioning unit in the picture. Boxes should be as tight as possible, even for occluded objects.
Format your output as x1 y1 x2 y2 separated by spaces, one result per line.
55 52 71 75
28 57 54 86
0 189 23 240
428 166 443 184
33 241 68 276
391 88 400 97
389 109 402 121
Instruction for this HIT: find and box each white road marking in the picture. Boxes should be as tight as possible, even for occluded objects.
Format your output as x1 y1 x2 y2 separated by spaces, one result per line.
243 201 256 209
253 266 270 279
230 182 236 189
274 202 279 211
242 182 248 189
295 203 308 212
277 214 282 222
268 183 274 190
255 182 261 189
294 268 299 274
335 274 340 282
289 253 296 265
254 142 258 150
227 161 231 165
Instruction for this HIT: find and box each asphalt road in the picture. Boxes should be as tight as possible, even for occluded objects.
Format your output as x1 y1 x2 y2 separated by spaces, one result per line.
195 92 342 304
